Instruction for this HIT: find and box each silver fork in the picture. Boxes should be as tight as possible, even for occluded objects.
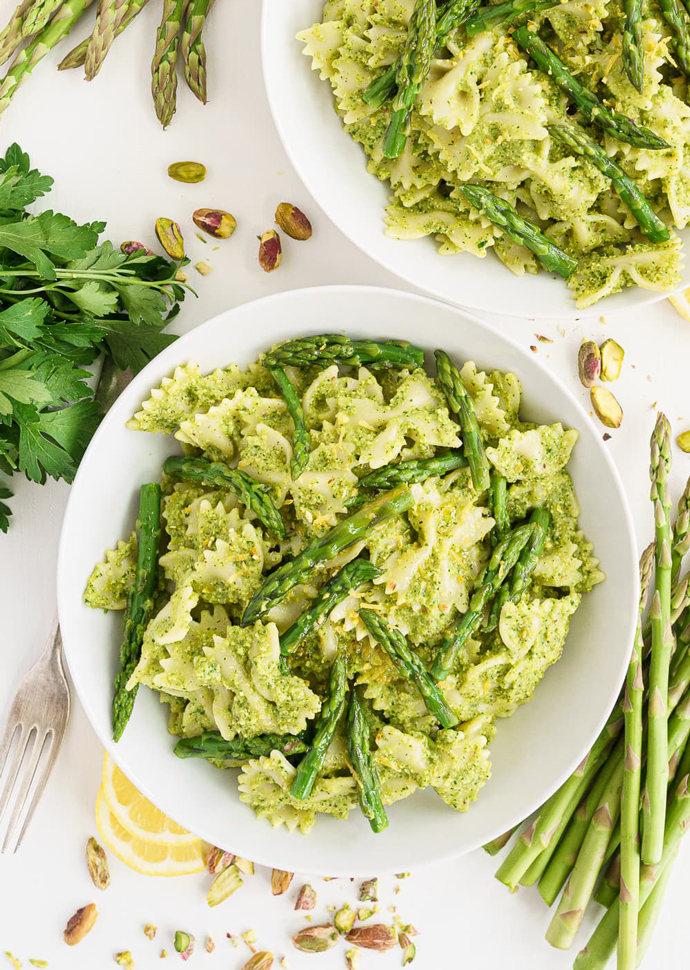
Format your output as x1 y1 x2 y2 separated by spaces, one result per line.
0 618 70 853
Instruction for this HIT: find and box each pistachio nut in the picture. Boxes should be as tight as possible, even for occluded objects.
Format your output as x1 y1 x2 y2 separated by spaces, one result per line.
294 884 317 911
206 936 215 954
590 386 623 429
271 869 294 895
275 203 312 241
345 925 398 951
345 950 361 970
399 932 416 965
359 878 378 902
86 836 110 890
168 161 206 183
207 863 243 907
114 952 134 968
144 925 157 940
677 431 690 453
64 904 98 946
173 932 194 960
600 338 625 382
155 218 185 261
242 953 273 970
259 230 281 272
195 261 213 276
291 925 339 953
334 905 357 935
120 240 152 256
577 340 601 389
206 846 235 874
193 208 237 239
235 857 254 875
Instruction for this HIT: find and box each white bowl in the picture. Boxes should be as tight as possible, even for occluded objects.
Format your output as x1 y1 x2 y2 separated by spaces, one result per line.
261 0 687 320
57 285 638 874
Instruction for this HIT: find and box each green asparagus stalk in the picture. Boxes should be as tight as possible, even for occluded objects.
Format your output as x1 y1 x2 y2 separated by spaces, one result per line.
58 0 149 70
22 0 63 37
290 654 348 800
548 125 669 243
347 686 389 833
490 474 509 543
242 486 415 626
83 0 150 79
545 754 625 949
430 523 535 681
594 854 622 908
466 0 564 35
519 779 598 888
180 0 213 103
513 28 670 149
643 413 674 866
486 506 549 634
634 843 679 965
434 349 490 492
151 0 185 129
113 483 161 741
174 730 309 763
0 0 33 68
494 703 624 889
264 334 425 370
622 0 644 91
672 476 690 584
460 184 579 278
363 0 479 109
162 455 287 540
266 364 311 480
360 609 459 729
537 752 620 904
280 559 381 656
619 543 655 970
383 0 437 159
0 0 95 117
484 827 517 855
657 0 690 76
356 451 467 492
573 746 690 970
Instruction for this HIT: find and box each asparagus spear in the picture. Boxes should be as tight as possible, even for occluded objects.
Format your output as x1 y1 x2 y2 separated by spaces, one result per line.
622 0 644 92
489 474 509 543
459 184 578 278
242 486 415 626
163 455 287 540
0 0 95 117
290 654 348 800
619 543 655 970
546 750 625 949
0 0 33 68
356 451 467 492
466 0 564 35
434 349 491 492
382 0 437 159
180 0 213 103
359 609 459 729
174 730 309 763
363 0 479 110
264 334 425 370
486 506 550 633
484 827 517 855
347 686 389 832
22 0 63 37
672 476 690 584
58 0 149 70
280 559 381 656
266 364 311 480
657 0 690 76
573 746 690 970
594 854 622 909
430 523 535 681
634 843 679 965
151 0 185 129
643 414 674 865
549 125 669 243
113 483 161 741
513 28 670 149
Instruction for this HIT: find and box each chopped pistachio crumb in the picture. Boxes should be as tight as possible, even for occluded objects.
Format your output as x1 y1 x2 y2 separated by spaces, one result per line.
326 905 336 913
345 949 361 970
159 950 168 959
195 233 207 244
114 953 134 968
195 261 213 276
144 925 157 940
235 858 254 875
395 873 410 879
280 959 290 970
5 954 21 969
242 930 257 946
29 963 48 969
227 935 240 948
206 936 215 954
358 908 374 921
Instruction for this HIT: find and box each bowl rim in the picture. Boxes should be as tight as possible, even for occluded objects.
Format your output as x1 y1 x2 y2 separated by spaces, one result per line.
260 0 685 321
57 284 638 873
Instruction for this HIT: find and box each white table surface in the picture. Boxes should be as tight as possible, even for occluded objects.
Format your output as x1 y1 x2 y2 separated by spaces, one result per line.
1 1 689 966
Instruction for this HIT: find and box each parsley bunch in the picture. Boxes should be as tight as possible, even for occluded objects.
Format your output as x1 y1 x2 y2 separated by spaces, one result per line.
0 143 188 532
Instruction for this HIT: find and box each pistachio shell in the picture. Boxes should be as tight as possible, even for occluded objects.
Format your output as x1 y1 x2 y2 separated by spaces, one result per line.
590 387 623 429
600 338 625 382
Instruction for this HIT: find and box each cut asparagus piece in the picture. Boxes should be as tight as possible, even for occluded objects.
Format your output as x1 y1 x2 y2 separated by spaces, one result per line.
174 731 309 762
360 609 459 729
264 334 425 370
514 27 670 149
163 455 287 540
485 506 549 634
434 349 490 492
460 184 578 278
658 0 690 76
356 451 467 492
113 483 161 741
549 125 669 243
280 559 381 656
383 0 437 159
241 486 415 626
347 687 389 833
466 0 563 34
290 654 348 800
266 364 310 480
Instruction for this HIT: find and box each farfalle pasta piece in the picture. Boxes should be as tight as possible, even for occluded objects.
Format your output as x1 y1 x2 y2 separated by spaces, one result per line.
84 533 137 610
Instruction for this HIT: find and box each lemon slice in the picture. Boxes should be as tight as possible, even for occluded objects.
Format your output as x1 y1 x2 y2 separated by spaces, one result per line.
669 289 690 321
96 787 206 876
101 752 198 846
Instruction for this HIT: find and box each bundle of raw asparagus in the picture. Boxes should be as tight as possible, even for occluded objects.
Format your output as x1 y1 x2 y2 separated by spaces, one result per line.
487 412 690 969
0 0 214 127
